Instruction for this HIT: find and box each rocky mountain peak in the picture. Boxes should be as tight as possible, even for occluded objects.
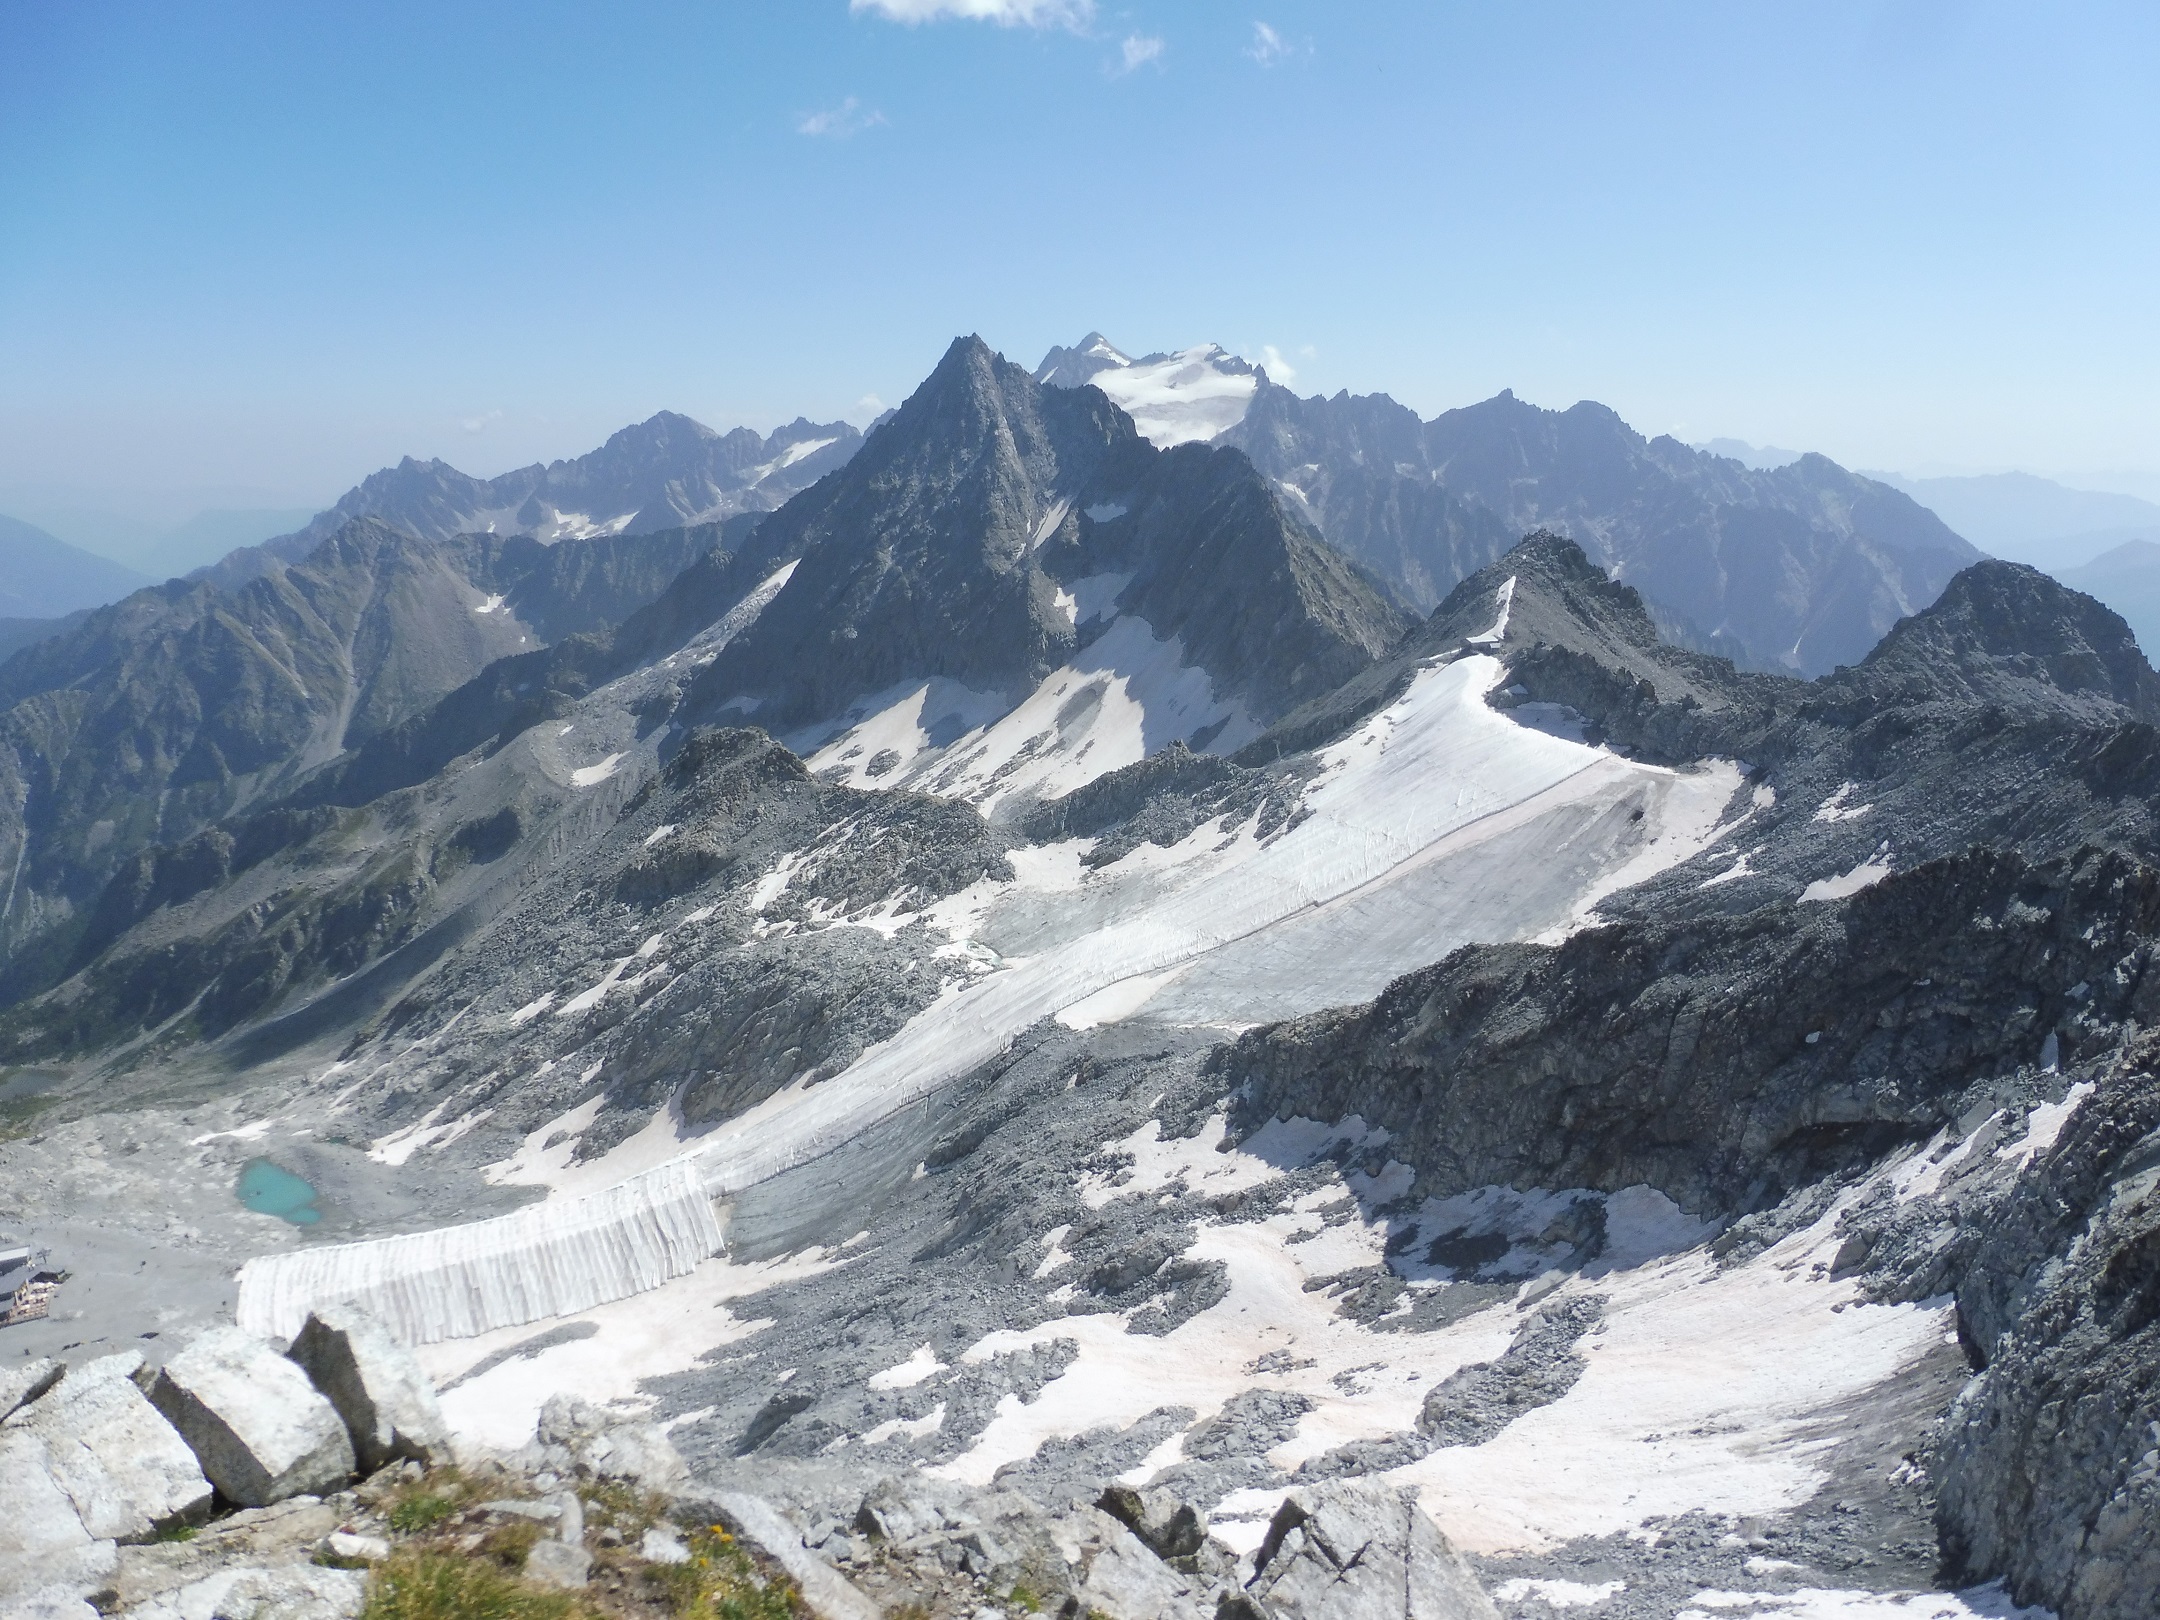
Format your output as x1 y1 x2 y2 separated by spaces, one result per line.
680 337 1148 730
1848 557 2160 719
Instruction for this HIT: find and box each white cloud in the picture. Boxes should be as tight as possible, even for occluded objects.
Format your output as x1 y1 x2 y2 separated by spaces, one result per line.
460 409 502 435
1245 20 1304 65
1114 34 1164 74
796 97 887 138
1259 345 1296 383
852 0 1095 29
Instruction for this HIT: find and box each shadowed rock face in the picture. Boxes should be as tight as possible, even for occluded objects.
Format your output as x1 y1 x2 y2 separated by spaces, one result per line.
683 336 1155 732
683 337 1409 735
285 1304 451 1474
0 515 747 1000
1223 847 2160 1217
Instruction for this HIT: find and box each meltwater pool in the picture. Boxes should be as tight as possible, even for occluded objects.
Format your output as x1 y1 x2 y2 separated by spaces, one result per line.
236 1158 322 1226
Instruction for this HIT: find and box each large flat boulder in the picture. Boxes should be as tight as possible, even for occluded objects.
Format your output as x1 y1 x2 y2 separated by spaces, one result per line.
147 1330 355 1508
1237 1482 1496 1620
110 1498 342 1614
284 1304 449 1473
0 1430 117 1604
120 1563 367 1620
7 1352 212 1541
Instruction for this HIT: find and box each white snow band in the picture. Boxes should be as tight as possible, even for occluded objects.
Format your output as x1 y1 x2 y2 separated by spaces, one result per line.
234 1159 723 1345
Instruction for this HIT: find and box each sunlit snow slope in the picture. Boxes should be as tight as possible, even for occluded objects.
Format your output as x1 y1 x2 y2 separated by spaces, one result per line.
1057 343 1260 448
798 613 1260 817
239 647 1742 1343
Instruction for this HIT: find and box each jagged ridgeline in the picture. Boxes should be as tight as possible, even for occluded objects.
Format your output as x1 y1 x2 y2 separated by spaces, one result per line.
4 335 2160 1620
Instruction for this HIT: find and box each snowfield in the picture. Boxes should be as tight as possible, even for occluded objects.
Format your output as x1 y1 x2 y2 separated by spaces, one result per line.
239 649 1744 1344
801 613 1259 814
1079 344 1259 447
933 1113 1952 1559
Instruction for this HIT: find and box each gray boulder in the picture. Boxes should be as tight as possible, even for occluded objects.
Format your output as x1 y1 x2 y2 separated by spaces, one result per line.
285 1304 449 1472
0 1430 117 1604
522 1541 591 1590
534 1394 687 1491
148 1329 355 1508
1099 1483 1207 1561
1236 1482 1496 1620
7 1352 212 1541
0 1590 102 1620
122 1563 367 1620
1070 1523 1206 1620
0 1358 62 1422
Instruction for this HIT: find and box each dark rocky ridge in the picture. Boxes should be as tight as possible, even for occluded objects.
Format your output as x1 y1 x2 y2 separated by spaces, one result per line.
1223 845 2150 1216
684 337 1409 736
0 516 753 1006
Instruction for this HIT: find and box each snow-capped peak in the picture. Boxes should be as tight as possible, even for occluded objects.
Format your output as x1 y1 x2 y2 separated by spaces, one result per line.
1037 334 1260 448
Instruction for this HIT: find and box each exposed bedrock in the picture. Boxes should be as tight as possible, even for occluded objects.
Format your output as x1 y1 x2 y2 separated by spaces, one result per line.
1898 1050 2160 1620
1225 844 2160 1217
607 924 951 1128
1227 843 2160 1617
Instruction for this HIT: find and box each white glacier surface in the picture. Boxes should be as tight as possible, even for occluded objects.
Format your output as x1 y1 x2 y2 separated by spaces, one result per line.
237 653 1743 1346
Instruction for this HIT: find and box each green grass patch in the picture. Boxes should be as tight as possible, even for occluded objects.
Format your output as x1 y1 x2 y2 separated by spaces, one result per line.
478 1521 545 1570
386 1465 474 1534
361 1549 594 1620
646 1527 803 1620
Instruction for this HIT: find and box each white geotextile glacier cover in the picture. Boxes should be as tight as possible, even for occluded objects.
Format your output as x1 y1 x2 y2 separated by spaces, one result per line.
237 1157 722 1343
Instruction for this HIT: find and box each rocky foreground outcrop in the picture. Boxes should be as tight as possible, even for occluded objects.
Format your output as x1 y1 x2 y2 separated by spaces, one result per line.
2 1310 1501 1620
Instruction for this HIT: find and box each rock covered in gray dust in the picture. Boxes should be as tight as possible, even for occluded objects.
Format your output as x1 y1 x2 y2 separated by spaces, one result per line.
285 1303 449 1473
0 1358 63 1422
120 1562 367 1620
1236 1481 1496 1620
5 1352 212 1542
147 1329 355 1509
534 1394 688 1491
0 1427 119 1603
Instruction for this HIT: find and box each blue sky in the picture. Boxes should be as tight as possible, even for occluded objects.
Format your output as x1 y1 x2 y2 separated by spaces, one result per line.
2 0 2156 524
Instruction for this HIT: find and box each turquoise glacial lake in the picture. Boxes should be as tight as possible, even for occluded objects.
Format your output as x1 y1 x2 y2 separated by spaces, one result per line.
236 1158 322 1226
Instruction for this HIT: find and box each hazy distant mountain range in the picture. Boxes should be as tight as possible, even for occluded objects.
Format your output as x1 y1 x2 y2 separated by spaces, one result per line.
1038 338 1976 675
0 513 153 618
1868 468 2160 567
197 412 863 591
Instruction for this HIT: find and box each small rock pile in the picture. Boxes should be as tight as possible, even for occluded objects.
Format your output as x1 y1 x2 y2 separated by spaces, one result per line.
778 1474 1498 1620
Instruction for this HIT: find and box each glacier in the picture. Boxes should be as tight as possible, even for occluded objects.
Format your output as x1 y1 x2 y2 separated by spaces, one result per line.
236 652 1741 1346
